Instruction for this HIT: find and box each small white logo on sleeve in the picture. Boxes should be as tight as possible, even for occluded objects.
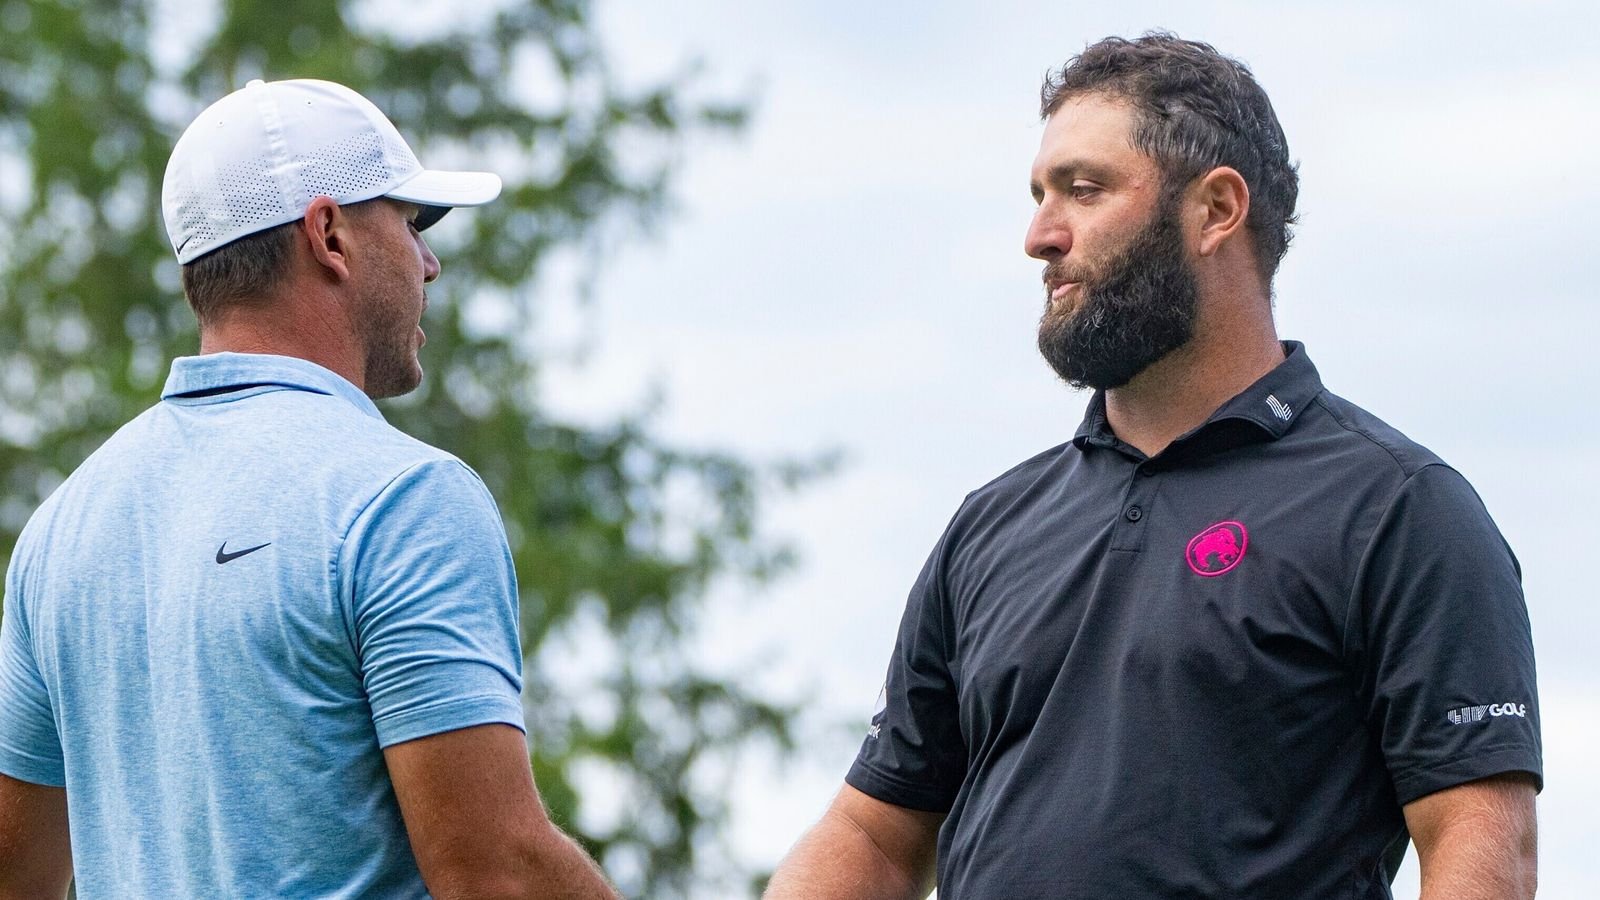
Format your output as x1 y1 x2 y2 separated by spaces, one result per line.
1266 394 1292 421
1447 702 1527 724
867 682 887 739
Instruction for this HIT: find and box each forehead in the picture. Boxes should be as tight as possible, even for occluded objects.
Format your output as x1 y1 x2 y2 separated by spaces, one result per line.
1031 94 1153 180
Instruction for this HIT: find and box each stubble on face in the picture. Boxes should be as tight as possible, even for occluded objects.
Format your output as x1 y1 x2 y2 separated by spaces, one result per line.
352 202 428 400
357 282 425 400
1036 189 1200 391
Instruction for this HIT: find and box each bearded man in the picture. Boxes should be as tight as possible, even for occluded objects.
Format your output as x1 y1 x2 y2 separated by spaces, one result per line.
766 33 1541 900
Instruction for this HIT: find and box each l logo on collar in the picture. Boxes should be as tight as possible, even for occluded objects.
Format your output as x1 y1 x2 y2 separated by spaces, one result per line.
1186 521 1247 577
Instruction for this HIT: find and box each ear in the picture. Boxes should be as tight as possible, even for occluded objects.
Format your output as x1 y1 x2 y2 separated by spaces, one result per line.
1191 166 1250 259
300 196 356 282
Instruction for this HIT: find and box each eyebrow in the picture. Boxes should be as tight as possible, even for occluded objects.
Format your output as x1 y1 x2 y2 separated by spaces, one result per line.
1030 161 1118 198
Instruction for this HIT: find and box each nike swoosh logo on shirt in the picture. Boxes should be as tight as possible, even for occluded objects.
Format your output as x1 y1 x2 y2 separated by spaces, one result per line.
216 541 272 564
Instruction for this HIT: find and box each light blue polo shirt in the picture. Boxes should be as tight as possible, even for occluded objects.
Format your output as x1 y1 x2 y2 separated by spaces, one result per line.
0 353 526 898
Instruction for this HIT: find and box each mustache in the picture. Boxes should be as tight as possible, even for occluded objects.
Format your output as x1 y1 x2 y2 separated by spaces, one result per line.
1042 260 1090 287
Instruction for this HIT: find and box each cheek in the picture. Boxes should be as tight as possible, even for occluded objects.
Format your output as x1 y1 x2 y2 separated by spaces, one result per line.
1082 215 1144 264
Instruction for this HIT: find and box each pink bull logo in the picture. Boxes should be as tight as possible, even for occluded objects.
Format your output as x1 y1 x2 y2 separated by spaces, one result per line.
1186 521 1248 577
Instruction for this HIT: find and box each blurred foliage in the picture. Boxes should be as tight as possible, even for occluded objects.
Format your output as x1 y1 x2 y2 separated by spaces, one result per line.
0 0 817 895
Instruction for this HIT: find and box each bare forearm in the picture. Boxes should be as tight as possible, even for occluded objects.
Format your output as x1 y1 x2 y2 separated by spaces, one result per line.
527 828 620 900
1417 832 1536 900
0 881 71 900
0 858 72 900
0 775 72 900
386 725 619 899
428 825 618 900
1408 774 1538 900
765 810 932 900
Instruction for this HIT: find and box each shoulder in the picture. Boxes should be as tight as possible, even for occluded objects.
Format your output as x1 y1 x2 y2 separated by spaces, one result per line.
1288 390 1508 557
358 455 499 525
341 419 473 485
23 393 491 556
1304 389 1446 479
230 388 484 502
1299 391 1512 571
325 431 500 552
10 403 169 551
948 441 1074 526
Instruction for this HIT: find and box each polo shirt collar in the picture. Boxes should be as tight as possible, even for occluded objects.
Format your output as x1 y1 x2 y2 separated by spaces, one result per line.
1073 393 1117 448
1203 340 1322 439
1073 341 1323 450
161 352 385 421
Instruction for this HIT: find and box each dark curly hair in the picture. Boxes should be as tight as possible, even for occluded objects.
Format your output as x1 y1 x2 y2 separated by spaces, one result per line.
1041 32 1299 278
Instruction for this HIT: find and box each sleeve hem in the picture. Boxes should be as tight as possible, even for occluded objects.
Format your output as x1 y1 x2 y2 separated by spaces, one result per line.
846 759 957 813
0 749 66 788
1391 746 1543 806
374 693 526 749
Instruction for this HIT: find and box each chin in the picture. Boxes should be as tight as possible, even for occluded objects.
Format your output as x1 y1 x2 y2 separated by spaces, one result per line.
365 363 424 401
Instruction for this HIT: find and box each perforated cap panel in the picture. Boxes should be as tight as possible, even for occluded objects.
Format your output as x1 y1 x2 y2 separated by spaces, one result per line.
161 79 494 264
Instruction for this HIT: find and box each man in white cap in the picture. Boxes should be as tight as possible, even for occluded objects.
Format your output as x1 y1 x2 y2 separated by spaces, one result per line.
0 79 618 898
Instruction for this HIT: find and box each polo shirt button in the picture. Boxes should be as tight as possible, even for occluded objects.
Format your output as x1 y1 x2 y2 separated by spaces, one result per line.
1140 467 1156 477
1125 505 1143 522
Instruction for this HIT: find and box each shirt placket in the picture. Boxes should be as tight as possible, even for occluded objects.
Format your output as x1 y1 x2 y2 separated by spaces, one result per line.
1110 460 1159 552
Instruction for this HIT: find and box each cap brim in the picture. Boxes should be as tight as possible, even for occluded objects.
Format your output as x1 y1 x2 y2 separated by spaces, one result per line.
412 204 451 232
387 168 502 213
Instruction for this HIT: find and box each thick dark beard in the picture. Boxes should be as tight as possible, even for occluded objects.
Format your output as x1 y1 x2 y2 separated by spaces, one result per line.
1036 193 1199 391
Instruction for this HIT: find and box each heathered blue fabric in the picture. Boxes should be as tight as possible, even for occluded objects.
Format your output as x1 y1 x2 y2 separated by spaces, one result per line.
0 353 526 899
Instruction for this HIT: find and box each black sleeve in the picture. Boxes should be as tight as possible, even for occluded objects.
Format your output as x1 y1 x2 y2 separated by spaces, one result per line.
846 515 967 813
1352 463 1542 805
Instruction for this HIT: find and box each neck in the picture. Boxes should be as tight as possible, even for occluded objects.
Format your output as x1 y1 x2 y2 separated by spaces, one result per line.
1102 297 1284 458
197 291 366 392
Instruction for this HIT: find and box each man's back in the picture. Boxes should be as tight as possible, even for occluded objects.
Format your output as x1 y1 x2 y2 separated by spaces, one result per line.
0 353 525 898
3 77 618 898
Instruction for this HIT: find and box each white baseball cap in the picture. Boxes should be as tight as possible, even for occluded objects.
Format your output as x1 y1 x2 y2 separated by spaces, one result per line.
161 78 502 264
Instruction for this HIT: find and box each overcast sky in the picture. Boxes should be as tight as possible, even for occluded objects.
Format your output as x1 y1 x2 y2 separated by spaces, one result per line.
524 2 1599 894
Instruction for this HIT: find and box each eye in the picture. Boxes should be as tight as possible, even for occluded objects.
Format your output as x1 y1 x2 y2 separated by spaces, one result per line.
1068 183 1101 200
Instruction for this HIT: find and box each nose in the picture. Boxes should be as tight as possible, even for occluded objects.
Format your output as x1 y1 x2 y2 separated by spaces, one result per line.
1025 201 1070 262
419 237 441 284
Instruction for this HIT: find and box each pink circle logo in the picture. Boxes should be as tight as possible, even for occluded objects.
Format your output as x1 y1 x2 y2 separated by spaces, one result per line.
1186 521 1248 577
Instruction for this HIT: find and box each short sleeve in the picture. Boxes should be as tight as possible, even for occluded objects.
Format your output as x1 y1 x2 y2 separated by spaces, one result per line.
847 519 967 812
1353 463 1541 805
0 551 66 786
341 459 526 748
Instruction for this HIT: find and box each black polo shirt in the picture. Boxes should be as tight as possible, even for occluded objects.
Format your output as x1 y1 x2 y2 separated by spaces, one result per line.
847 342 1541 899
